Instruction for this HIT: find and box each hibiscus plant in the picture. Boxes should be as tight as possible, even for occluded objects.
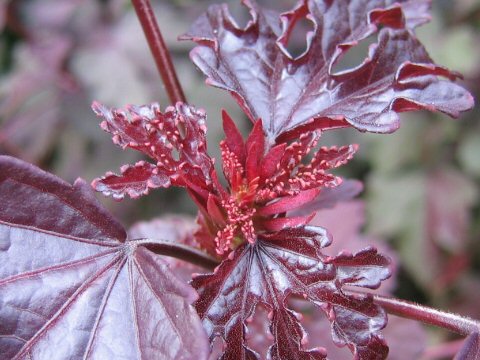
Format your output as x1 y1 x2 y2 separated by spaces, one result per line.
0 0 479 359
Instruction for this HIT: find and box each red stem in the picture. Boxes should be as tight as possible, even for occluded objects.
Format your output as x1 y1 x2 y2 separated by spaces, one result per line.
370 293 480 336
131 0 186 104
136 239 218 270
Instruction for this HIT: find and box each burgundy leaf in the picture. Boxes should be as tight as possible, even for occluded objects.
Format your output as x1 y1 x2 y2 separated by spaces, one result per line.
426 168 477 254
182 0 473 141
0 156 209 360
193 226 390 359
92 101 215 199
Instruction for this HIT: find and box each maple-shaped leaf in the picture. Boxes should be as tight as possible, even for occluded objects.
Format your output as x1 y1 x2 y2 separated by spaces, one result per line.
182 0 474 141
193 226 390 359
91 102 214 199
0 156 209 360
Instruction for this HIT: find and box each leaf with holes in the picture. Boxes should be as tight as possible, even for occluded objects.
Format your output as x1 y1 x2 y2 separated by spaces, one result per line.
182 0 473 142
193 226 391 359
0 156 209 360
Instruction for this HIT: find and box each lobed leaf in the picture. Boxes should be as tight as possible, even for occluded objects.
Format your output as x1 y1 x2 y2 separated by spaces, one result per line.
0 156 209 360
193 226 390 359
182 0 473 141
92 102 215 200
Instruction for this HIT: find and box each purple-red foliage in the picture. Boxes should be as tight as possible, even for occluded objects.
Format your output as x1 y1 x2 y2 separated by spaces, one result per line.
193 228 390 359
0 0 475 359
181 0 473 142
92 104 357 256
0 156 209 359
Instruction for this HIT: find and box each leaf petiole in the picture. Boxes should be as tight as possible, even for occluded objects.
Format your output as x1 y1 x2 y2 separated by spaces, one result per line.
135 238 218 270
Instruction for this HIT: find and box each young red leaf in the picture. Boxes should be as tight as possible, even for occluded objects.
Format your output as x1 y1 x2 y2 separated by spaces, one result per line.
92 160 170 200
182 0 473 141
193 226 390 359
0 156 209 360
245 120 265 183
222 109 246 164
92 102 215 199
203 117 356 255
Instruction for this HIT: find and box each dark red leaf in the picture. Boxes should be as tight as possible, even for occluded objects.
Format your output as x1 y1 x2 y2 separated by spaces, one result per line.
182 0 473 140
0 156 209 360
193 226 390 359
92 101 215 199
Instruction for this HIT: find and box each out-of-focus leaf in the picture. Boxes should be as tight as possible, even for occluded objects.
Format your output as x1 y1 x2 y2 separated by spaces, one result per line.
426 169 477 253
0 38 72 162
458 132 480 178
454 332 480 360
368 171 434 287
0 0 6 32
0 156 209 360
367 168 476 290
72 47 150 107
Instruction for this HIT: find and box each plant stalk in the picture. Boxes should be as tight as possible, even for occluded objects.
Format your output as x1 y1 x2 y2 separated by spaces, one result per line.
131 0 186 104
137 239 218 270
370 293 480 336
